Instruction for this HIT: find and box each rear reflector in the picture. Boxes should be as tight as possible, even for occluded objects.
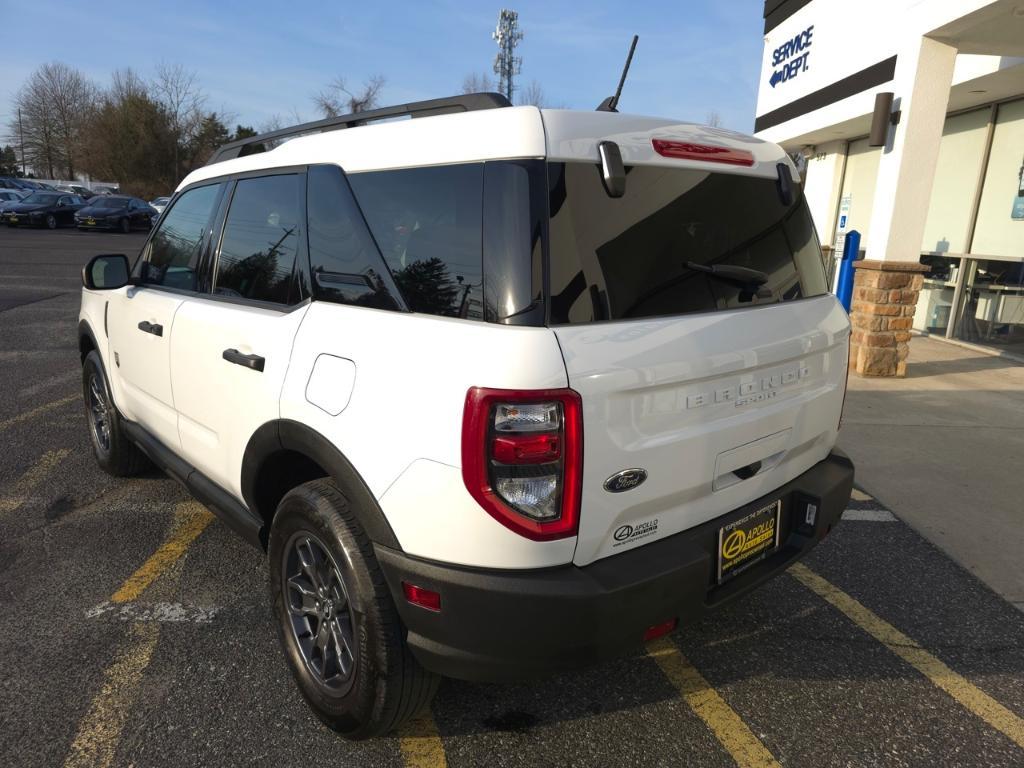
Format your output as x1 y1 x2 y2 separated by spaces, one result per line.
643 618 678 642
402 582 441 612
652 139 754 167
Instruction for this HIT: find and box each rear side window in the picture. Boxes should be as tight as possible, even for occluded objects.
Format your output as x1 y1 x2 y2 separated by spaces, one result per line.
214 174 302 304
306 165 402 311
547 163 828 324
348 164 484 319
141 183 221 291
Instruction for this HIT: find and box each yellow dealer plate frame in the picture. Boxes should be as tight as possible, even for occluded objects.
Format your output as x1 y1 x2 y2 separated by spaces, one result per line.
717 500 782 583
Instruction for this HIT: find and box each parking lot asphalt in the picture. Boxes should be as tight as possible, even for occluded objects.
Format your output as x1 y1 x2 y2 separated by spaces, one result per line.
1 227 1023 768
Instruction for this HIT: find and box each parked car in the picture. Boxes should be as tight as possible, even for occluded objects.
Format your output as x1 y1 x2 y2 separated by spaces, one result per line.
92 185 119 196
149 196 171 214
4 192 86 228
0 189 27 207
75 195 156 233
57 184 96 199
0 176 35 192
77 94 854 739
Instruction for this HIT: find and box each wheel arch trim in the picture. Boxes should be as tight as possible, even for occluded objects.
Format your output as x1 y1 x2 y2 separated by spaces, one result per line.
241 420 401 550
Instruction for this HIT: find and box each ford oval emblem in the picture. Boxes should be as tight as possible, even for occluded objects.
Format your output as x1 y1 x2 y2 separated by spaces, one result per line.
603 468 648 493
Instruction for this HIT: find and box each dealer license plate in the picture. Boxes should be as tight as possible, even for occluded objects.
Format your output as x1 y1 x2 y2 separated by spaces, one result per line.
717 500 782 583
85 218 95 225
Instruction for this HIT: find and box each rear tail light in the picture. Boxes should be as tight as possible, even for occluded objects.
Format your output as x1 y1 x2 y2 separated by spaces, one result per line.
652 139 755 167
462 387 583 541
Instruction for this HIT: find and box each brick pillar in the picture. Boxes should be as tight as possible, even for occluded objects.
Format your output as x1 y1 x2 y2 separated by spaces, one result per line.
849 260 928 377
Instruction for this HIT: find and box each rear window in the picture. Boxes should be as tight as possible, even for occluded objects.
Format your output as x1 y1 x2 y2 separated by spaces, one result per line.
547 162 828 324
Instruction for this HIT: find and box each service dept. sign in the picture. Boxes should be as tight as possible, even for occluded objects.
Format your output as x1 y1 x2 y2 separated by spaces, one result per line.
769 25 814 88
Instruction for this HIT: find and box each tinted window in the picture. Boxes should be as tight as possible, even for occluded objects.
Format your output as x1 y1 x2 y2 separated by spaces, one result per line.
94 197 128 209
141 183 221 291
547 163 828 324
348 164 484 319
214 174 301 304
306 165 402 310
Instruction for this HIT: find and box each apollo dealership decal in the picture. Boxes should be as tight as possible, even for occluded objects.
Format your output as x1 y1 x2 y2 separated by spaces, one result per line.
769 25 814 88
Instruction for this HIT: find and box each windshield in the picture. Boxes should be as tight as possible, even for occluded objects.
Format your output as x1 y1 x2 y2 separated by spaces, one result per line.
21 193 60 205
546 162 829 324
92 198 129 209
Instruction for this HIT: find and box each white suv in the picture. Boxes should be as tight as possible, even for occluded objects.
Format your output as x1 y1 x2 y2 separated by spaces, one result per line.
78 93 854 739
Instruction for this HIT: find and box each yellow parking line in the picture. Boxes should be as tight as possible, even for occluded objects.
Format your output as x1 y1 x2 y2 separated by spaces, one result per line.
111 502 213 603
63 622 160 768
849 488 873 502
63 501 212 767
0 394 78 434
647 637 781 768
0 448 71 516
790 562 1024 749
398 706 448 768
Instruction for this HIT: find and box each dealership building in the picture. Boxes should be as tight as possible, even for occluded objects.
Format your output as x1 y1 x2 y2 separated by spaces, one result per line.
756 0 1024 375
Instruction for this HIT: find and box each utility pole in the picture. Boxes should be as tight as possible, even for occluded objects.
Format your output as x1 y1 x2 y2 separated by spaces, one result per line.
492 9 523 102
18 107 26 177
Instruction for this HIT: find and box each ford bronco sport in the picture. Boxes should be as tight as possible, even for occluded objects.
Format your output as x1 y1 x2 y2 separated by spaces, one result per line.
78 92 854 739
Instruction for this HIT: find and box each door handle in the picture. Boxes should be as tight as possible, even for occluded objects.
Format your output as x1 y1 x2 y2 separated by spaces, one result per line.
222 348 265 372
137 320 163 337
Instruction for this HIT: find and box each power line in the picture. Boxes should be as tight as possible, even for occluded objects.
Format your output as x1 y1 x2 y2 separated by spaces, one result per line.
492 9 523 102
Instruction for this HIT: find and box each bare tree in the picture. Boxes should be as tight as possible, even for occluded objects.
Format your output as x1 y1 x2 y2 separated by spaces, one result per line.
705 110 723 128
152 62 206 180
314 75 385 118
461 72 495 94
517 80 546 107
10 62 96 179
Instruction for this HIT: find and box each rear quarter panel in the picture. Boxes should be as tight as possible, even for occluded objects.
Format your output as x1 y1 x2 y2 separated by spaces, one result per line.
280 303 575 569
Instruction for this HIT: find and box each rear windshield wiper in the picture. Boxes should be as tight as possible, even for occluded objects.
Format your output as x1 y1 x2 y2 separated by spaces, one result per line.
686 261 773 300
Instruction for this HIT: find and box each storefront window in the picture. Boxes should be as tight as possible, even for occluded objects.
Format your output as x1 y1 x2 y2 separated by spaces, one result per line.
951 257 1024 354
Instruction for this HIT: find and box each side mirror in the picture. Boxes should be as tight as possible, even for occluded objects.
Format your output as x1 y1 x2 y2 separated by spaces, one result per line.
598 140 626 198
82 254 130 290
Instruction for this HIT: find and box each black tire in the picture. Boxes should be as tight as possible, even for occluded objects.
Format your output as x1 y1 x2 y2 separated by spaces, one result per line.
268 478 439 739
82 350 149 477
119 217 130 234
45 214 57 229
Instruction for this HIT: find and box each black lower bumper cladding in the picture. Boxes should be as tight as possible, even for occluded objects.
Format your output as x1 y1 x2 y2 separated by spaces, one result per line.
376 449 854 683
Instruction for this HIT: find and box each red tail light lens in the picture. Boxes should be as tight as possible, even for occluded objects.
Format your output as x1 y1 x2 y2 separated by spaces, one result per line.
652 139 755 167
462 387 583 541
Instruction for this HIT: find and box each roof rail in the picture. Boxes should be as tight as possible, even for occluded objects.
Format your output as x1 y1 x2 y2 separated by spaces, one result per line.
206 92 512 166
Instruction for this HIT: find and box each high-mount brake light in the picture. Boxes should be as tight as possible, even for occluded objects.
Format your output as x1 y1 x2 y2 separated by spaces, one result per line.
462 387 583 541
652 139 755 167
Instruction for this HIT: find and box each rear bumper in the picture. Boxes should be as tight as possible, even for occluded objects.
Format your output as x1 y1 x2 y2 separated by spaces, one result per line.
376 449 854 682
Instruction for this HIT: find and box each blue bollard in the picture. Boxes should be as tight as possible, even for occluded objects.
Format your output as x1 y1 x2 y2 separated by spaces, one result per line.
836 230 862 312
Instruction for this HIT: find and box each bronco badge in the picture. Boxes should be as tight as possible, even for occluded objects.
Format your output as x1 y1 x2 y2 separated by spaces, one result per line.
603 468 648 493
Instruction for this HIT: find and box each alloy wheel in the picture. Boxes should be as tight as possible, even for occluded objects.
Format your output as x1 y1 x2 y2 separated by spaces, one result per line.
87 374 111 453
282 532 357 692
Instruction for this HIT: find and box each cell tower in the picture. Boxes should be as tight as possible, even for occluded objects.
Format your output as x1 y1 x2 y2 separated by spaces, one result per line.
492 9 523 102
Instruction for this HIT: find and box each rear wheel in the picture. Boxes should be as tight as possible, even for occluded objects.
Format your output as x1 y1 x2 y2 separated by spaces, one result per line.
119 217 130 234
268 478 439 739
82 350 149 476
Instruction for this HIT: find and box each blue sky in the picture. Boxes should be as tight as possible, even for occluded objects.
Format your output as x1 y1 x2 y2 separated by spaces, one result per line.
1 0 766 134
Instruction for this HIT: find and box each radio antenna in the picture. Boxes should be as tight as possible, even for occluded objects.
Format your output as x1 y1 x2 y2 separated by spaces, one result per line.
596 35 639 112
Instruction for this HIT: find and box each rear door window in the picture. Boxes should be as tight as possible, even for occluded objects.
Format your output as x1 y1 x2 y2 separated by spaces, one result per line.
140 183 222 291
347 164 484 319
547 162 828 324
214 174 302 305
